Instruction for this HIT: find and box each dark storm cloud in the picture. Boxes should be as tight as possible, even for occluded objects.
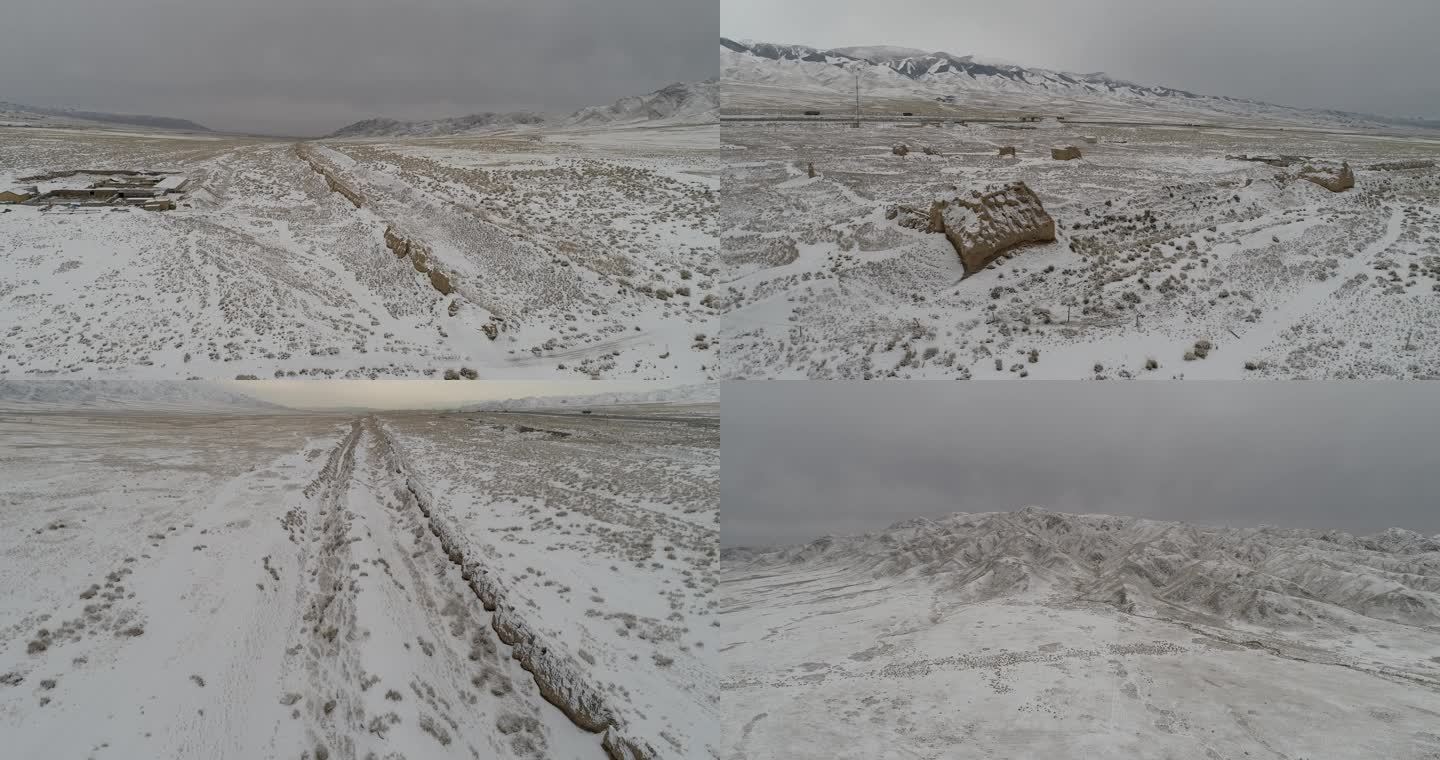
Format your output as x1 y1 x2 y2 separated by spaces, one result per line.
722 382 1440 546
722 0 1440 120
0 0 716 135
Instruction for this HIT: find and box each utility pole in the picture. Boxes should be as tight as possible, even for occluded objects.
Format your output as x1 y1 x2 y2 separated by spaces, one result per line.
853 69 861 128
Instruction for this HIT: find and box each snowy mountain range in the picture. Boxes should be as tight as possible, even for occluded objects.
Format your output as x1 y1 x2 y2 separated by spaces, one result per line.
325 110 547 139
325 79 718 138
727 507 1440 628
0 100 211 132
721 38 1407 129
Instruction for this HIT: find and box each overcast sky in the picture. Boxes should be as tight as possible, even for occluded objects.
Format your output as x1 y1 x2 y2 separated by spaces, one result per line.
0 0 716 136
722 0 1440 120
723 382 1440 546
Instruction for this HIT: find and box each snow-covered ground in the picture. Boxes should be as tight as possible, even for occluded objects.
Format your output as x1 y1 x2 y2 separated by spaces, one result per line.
721 509 1440 760
381 406 720 758
0 401 718 759
719 121 1440 379
0 122 718 382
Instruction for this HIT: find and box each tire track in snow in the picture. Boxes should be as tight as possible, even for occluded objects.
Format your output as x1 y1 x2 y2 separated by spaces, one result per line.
283 419 595 760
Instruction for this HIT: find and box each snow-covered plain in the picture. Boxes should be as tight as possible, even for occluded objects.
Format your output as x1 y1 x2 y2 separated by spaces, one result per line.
0 121 718 382
0 401 718 759
718 121 1440 379
721 508 1440 760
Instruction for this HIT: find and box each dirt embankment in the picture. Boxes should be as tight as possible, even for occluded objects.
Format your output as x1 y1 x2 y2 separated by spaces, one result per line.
295 143 461 301
370 422 657 760
294 143 366 208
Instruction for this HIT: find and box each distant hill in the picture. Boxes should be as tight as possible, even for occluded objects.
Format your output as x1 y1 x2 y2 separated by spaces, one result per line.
325 111 547 139
324 79 718 138
562 79 717 127
0 100 211 132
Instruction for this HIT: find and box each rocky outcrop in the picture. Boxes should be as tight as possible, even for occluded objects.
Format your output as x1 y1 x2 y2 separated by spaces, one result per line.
1051 146 1082 160
885 203 935 232
383 224 458 296
427 270 454 295
998 146 1016 157
382 225 410 257
1300 162 1355 192
602 728 656 760
928 182 1056 276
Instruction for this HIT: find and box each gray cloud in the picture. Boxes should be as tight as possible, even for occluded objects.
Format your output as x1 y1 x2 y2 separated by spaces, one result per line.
722 382 1440 546
721 0 1440 120
1 0 716 135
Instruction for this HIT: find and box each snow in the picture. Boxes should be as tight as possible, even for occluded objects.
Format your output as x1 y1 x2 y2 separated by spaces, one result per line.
0 118 717 382
718 119 1440 379
722 508 1440 759
377 403 720 758
0 401 716 759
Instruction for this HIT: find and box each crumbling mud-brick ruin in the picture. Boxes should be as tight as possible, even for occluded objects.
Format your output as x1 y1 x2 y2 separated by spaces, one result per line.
931 182 1057 275
889 181 1057 276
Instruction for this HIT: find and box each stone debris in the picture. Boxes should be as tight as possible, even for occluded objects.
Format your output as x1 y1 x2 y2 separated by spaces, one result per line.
1299 162 1355 192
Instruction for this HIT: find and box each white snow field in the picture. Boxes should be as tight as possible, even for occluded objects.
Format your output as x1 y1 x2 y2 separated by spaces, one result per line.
0 401 718 759
0 121 718 383
721 508 1440 760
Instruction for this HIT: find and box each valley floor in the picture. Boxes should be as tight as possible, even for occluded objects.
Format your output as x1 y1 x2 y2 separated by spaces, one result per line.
0 404 718 759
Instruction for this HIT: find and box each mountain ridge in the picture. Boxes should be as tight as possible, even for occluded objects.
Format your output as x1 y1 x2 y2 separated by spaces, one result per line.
721 37 1417 129
0 100 211 132
325 79 718 138
727 508 1440 629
